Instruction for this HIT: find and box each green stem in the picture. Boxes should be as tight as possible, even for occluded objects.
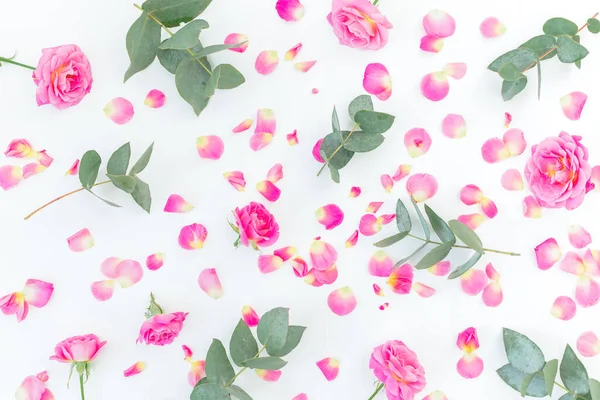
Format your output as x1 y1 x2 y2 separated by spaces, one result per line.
133 3 212 75
372 0 380 5
317 123 359 176
368 382 384 400
406 234 520 256
225 344 266 387
0 57 36 70
79 374 86 400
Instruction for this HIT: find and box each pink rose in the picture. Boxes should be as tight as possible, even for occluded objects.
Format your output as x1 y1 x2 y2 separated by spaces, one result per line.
15 371 54 400
369 340 426 400
233 201 280 248
525 132 592 210
327 0 393 50
49 334 106 363
32 44 92 109
137 312 188 346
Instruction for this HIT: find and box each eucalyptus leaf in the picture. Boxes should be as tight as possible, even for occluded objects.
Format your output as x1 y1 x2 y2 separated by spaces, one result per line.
106 174 136 193
142 0 212 28
588 18 600 34
271 325 306 357
175 58 211 116
190 383 230 400
353 110 395 134
414 242 453 270
488 48 537 72
226 385 253 400
192 43 245 58
543 359 559 396
332 107 341 136
543 17 578 37
502 77 528 101
321 132 354 170
124 12 161 82
206 64 245 96
241 357 287 370
396 199 412 234
205 339 235 385
158 19 208 50
520 373 536 397
589 378 600 400
157 42 204 74
411 198 430 241
448 220 484 253
448 252 482 279
348 95 374 121
560 345 590 395
130 177 151 213
536 61 541 100
502 328 545 374
329 165 340 183
424 205 454 244
129 143 154 175
556 36 589 63
497 364 548 397
394 241 429 268
499 62 525 81
520 35 557 60
86 189 122 208
257 308 289 356
79 150 101 189
230 319 259 367
342 132 385 152
107 143 131 176
373 232 409 248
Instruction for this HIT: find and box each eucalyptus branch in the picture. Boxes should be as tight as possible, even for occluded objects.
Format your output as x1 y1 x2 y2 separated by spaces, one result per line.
225 344 266 387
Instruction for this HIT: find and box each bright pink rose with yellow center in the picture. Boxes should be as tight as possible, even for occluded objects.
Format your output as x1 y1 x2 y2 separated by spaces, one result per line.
327 0 393 50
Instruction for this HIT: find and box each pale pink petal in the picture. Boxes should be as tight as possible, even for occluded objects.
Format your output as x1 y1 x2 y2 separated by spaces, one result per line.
457 354 484 379
423 391 448 400
368 250 394 277
224 33 249 53
584 250 600 276
144 89 165 108
392 165 411 182
428 261 451 276
482 282 503 307
366 202 384 214
500 169 524 191
258 255 284 274
442 113 467 139
309 239 338 271
255 369 282 382
316 357 340 381
561 252 585 275
461 269 488 295
315 204 344 230
311 88 319 94
349 186 362 198
420 72 449 102
373 283 384 296
460 184 484 205
123 361 146 377
196 135 224 160
406 173 438 202
387 264 414 294
255 51 279 75
164 194 194 213
313 264 338 285
198 268 223 299
591 165 600 190
484 263 500 282
560 91 588 121
577 331 600 357
146 253 164 271
66 228 94 252
232 118 253 133
535 238 561 271
504 112 513 128
22 163 46 178
503 128 526 156
363 63 392 101
65 159 80 176
250 132 274 151
523 196 542 218
256 180 281 202
276 0 305 21
480 17 506 37
569 225 592 249
413 282 436 298
423 9 456 38
287 130 299 145
345 230 359 248
552 296 577 320
378 214 395 225
0 165 23 190
4 138 34 158
115 259 144 288
285 43 303 61
103 97 134 125
292 257 308 277
242 305 260 327
312 138 325 163
274 246 296 262
327 287 356 316
22 279 54 307
481 138 509 163
0 292 27 321
187 360 206 386
35 151 53 168
404 128 432 158
379 302 390 310
380 174 394 192
101 257 122 279
420 35 444 53
267 163 283 183
576 276 600 307
359 214 382 236
443 63 467 80
294 61 317 73
223 171 246 192
90 280 115 301
178 223 208 250
480 197 498 219
458 213 484 230
292 394 308 400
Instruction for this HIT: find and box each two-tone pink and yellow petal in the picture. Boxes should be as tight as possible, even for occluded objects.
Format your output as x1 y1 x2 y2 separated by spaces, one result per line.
316 358 340 381
345 230 359 248
274 246 296 262
503 129 526 156
393 164 411 182
178 223 208 250
22 279 54 308
457 354 484 379
561 251 586 275
460 269 488 295
285 43 302 61
196 135 224 160
315 204 344 230
577 332 600 357
406 173 438 202
4 139 34 158
460 184 484 205
255 51 279 75
258 255 284 274
366 201 384 214
224 33 249 53
523 196 542 218
223 171 246 192
420 35 444 53
387 264 414 295
380 174 394 193
412 282 436 298
164 194 194 213
123 361 146 377
575 276 600 308
144 89 165 108
404 128 432 158
0 165 23 190
535 238 561 271
379 302 390 310
349 186 362 198
255 369 282 382
480 17 506 38
242 305 260 327
22 163 46 178
429 261 451 276
267 163 283 183
560 91 588 121
457 327 480 352
327 287 357 316
198 268 223 299
480 198 498 219
115 260 143 288
250 132 274 151
256 180 281 202
65 159 80 176
310 239 338 271
481 138 509 163
276 0 305 22
294 61 317 73
314 264 338 285
187 360 206 386
292 257 308 278
287 130 298 146
504 112 513 128
443 63 467 80
90 280 115 302
146 253 164 271
552 296 577 320
482 282 503 307
442 114 467 139
35 151 53 168
359 214 382 236
501 169 524 191
420 72 449 102
363 63 392 101
232 119 253 133
373 283 384 296
423 391 448 400
104 97 134 125
292 394 308 400
569 225 592 249
423 10 456 38
66 228 94 252
368 251 394 277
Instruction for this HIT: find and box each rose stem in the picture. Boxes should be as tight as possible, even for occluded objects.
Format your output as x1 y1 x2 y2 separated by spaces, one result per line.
367 382 385 400
372 0 380 5
79 374 86 400
406 234 521 256
24 180 111 220
0 57 36 70
316 123 359 177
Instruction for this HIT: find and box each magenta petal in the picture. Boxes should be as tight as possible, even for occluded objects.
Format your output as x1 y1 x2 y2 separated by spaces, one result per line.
420 72 449 101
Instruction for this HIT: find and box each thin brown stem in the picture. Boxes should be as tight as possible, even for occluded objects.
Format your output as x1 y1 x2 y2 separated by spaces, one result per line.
317 123 359 176
578 12 599 33
406 234 521 256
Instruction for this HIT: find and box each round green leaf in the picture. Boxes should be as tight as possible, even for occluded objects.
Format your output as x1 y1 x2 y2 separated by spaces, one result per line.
488 48 537 72
543 17 578 37
342 132 384 152
142 0 212 28
501 77 528 101
158 19 208 50
353 110 395 134
257 308 289 356
124 12 161 82
107 142 131 176
556 36 589 63
321 132 354 170
588 18 600 34
129 143 154 176
560 345 590 395
190 383 230 400
241 356 287 370
230 319 259 367
498 62 525 81
175 58 212 116
502 328 545 374
226 385 253 400
497 364 549 397
348 95 373 121
79 150 102 190
206 64 245 96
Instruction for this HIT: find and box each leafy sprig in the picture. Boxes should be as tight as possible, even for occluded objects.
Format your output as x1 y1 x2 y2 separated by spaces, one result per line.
317 95 396 183
24 142 154 220
374 199 520 279
499 328 600 399
488 13 599 101
191 307 306 400
126 0 246 116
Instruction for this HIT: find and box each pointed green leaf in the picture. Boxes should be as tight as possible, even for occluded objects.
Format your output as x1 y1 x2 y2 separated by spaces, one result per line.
424 205 454 244
332 107 341 137
321 132 354 170
502 328 545 374
448 220 484 253
499 62 525 81
543 17 578 37
374 232 409 248
520 35 557 60
329 165 340 183
158 19 208 50
271 325 306 357
205 64 245 96
107 142 131 176
536 60 541 100
129 143 154 175
502 77 528 101
543 359 559 396
411 198 430 241
175 58 211 116
86 189 122 208
142 0 212 28
190 383 230 400
520 373 536 397
353 110 395 134
447 252 482 279
124 12 161 82
79 150 101 189
348 95 374 121
394 241 429 268
229 319 259 367
556 36 589 63
497 364 549 397
226 385 253 400
192 43 245 58
342 132 385 152
560 344 590 395
257 308 289 356
106 174 136 193
589 378 600 400
396 199 412 233
414 242 453 270
157 42 204 74
488 48 537 72
205 339 235 385
130 177 151 213
241 357 287 370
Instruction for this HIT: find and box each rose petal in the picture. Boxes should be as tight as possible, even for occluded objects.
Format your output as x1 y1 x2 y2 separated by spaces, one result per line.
406 173 438 202
460 184 484 205
577 331 600 357
392 165 411 182
345 230 359 248
480 197 498 219
144 89 165 108
379 302 390 310
457 354 484 379
423 9 456 38
480 17 506 37
503 128 526 156
115 260 143 288
146 253 164 271
442 114 467 139
380 174 394 193
460 269 488 295
101 257 122 279
4 139 34 158
363 63 392 101
551 296 577 320
359 214 382 236
276 0 305 22
274 246 296 262
90 280 114 301
482 282 503 307
316 204 344 230
224 33 249 53
256 180 281 202
420 72 449 102
591 165 600 190
250 132 274 151
443 63 467 80
312 88 319 94
36 150 53 168
423 391 449 400
313 264 339 285
196 135 224 160
178 223 208 250
103 97 134 125
223 171 246 192
310 239 338 271
292 257 308 278
373 283 384 296
66 228 94 252
242 305 260 327
535 238 562 271
312 138 324 163
316 357 340 381
501 169 524 191
327 287 356 316
387 264 414 294
404 128 432 158
187 360 206 386
457 213 484 230
365 202 383 214
123 361 146 377
576 276 600 308
294 61 317 73
255 51 279 75
523 196 542 218
584 249 600 276
255 369 282 382
232 119 253 133
561 252 586 275
560 91 588 121
22 279 54 308
164 194 194 213
481 138 509 163
287 130 299 145
378 214 395 225
420 35 445 53
293 394 308 400
569 225 592 249
258 255 284 274
368 251 394 277
22 163 46 178
412 282 436 298
285 43 302 61
0 165 23 190
65 159 80 176
349 186 362 198
198 268 223 299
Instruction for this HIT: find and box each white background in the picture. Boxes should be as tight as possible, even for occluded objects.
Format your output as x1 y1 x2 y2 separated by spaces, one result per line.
1 0 600 399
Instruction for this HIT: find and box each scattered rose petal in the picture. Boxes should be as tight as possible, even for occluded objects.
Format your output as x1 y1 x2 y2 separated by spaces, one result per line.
373 283 384 296
576 276 600 307
164 194 194 213
443 63 467 80
387 264 414 294
287 130 298 145
285 43 303 61
327 287 356 316
569 225 592 249
293 394 308 400
379 214 395 225
294 61 317 73
91 280 115 301
124 361 146 377
251 109 276 151
503 128 526 156
310 239 338 271
359 214 382 236
406 173 438 202
560 251 587 276
457 327 480 351
101 257 122 279
144 89 165 108
460 269 488 295
66 228 94 252
304 270 323 287
457 354 484 379
0 165 23 190
4 138 34 158
552 296 576 320
404 128 432 158
276 0 305 22
480 198 498 219
115 259 143 288
0 292 28 321
535 238 561 271
577 331 600 357
481 138 509 163
232 118 253 133
460 184 484 205
266 164 283 184
380 174 394 192
274 246 296 262
345 230 359 248
423 391 448 400
178 223 208 250
256 180 281 202
242 305 260 327
312 138 325 163
423 10 456 38
412 282 436 298
420 35 444 53
393 164 411 181
420 72 449 102
368 251 394 277
146 253 164 271
442 114 467 139
198 268 223 299
349 186 362 198
225 33 249 53
523 196 542 218
428 261 451 276
196 135 224 160
187 359 206 386
22 163 46 178
255 51 279 75
379 302 390 310
363 63 392 101
256 369 282 382
104 97 134 125
482 282 503 307
316 204 344 230
22 279 54 308
36 151 53 167
501 169 524 191
312 88 319 94
65 159 80 175
365 202 383 214
316 357 340 381
314 264 338 285
480 17 506 37
258 255 284 274
560 91 588 121
223 171 246 192
504 112 512 128
292 257 308 278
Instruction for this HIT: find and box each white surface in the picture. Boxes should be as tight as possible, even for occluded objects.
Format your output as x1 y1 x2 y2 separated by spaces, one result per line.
1 0 600 399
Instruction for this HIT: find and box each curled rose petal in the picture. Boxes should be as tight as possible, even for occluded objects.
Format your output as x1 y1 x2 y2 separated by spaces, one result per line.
503 128 526 156
460 184 484 205
223 171 246 192
22 279 54 308
479 17 506 37
373 283 384 296
187 360 206 386
198 268 223 299
457 327 480 352
316 357 340 381
314 264 338 285
0 292 28 322
480 198 498 219
232 118 253 133
406 173 438 202
256 180 281 202
345 230 359 248
423 391 448 400
274 246 296 262
123 361 146 377
65 159 80 175
66 228 94 252
443 63 467 80
359 214 382 236
349 186 362 198
481 138 509 163
285 43 302 61
482 282 503 307
103 97 134 125
101 257 122 279
267 163 283 184
429 261 451 276
287 130 299 145
577 331 600 357
316 204 344 230
412 282 436 298
393 164 411 182
363 63 392 101
294 61 317 73
458 213 485 230
551 296 577 320
22 163 46 178
144 89 165 108
460 269 488 295
4 138 34 158
164 194 194 213
256 369 282 382
292 257 308 278
368 250 394 277
257 255 284 274
576 276 600 308
312 138 324 163
255 51 279 75
251 109 276 150
420 35 444 53
535 238 561 271
561 251 586 276
380 174 394 193
183 345 194 361
36 151 53 167
276 0 305 22
387 264 414 294
501 169 524 191
310 239 338 271
457 354 484 379
146 253 164 271
242 305 260 327
327 287 356 316
196 135 224 160
420 72 449 102
485 263 501 282
560 91 588 121
224 33 249 53
178 223 208 250
442 114 467 139
423 9 456 38
523 196 542 218
569 225 592 249
90 280 115 301
378 214 395 225
404 128 432 158
115 259 143 288
0 165 23 190
366 202 384 214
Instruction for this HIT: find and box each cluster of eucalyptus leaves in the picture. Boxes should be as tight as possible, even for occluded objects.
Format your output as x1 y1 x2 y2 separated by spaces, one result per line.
374 199 520 279
489 15 600 101
317 95 396 183
24 142 154 220
125 0 246 116
191 308 306 400
498 328 600 400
